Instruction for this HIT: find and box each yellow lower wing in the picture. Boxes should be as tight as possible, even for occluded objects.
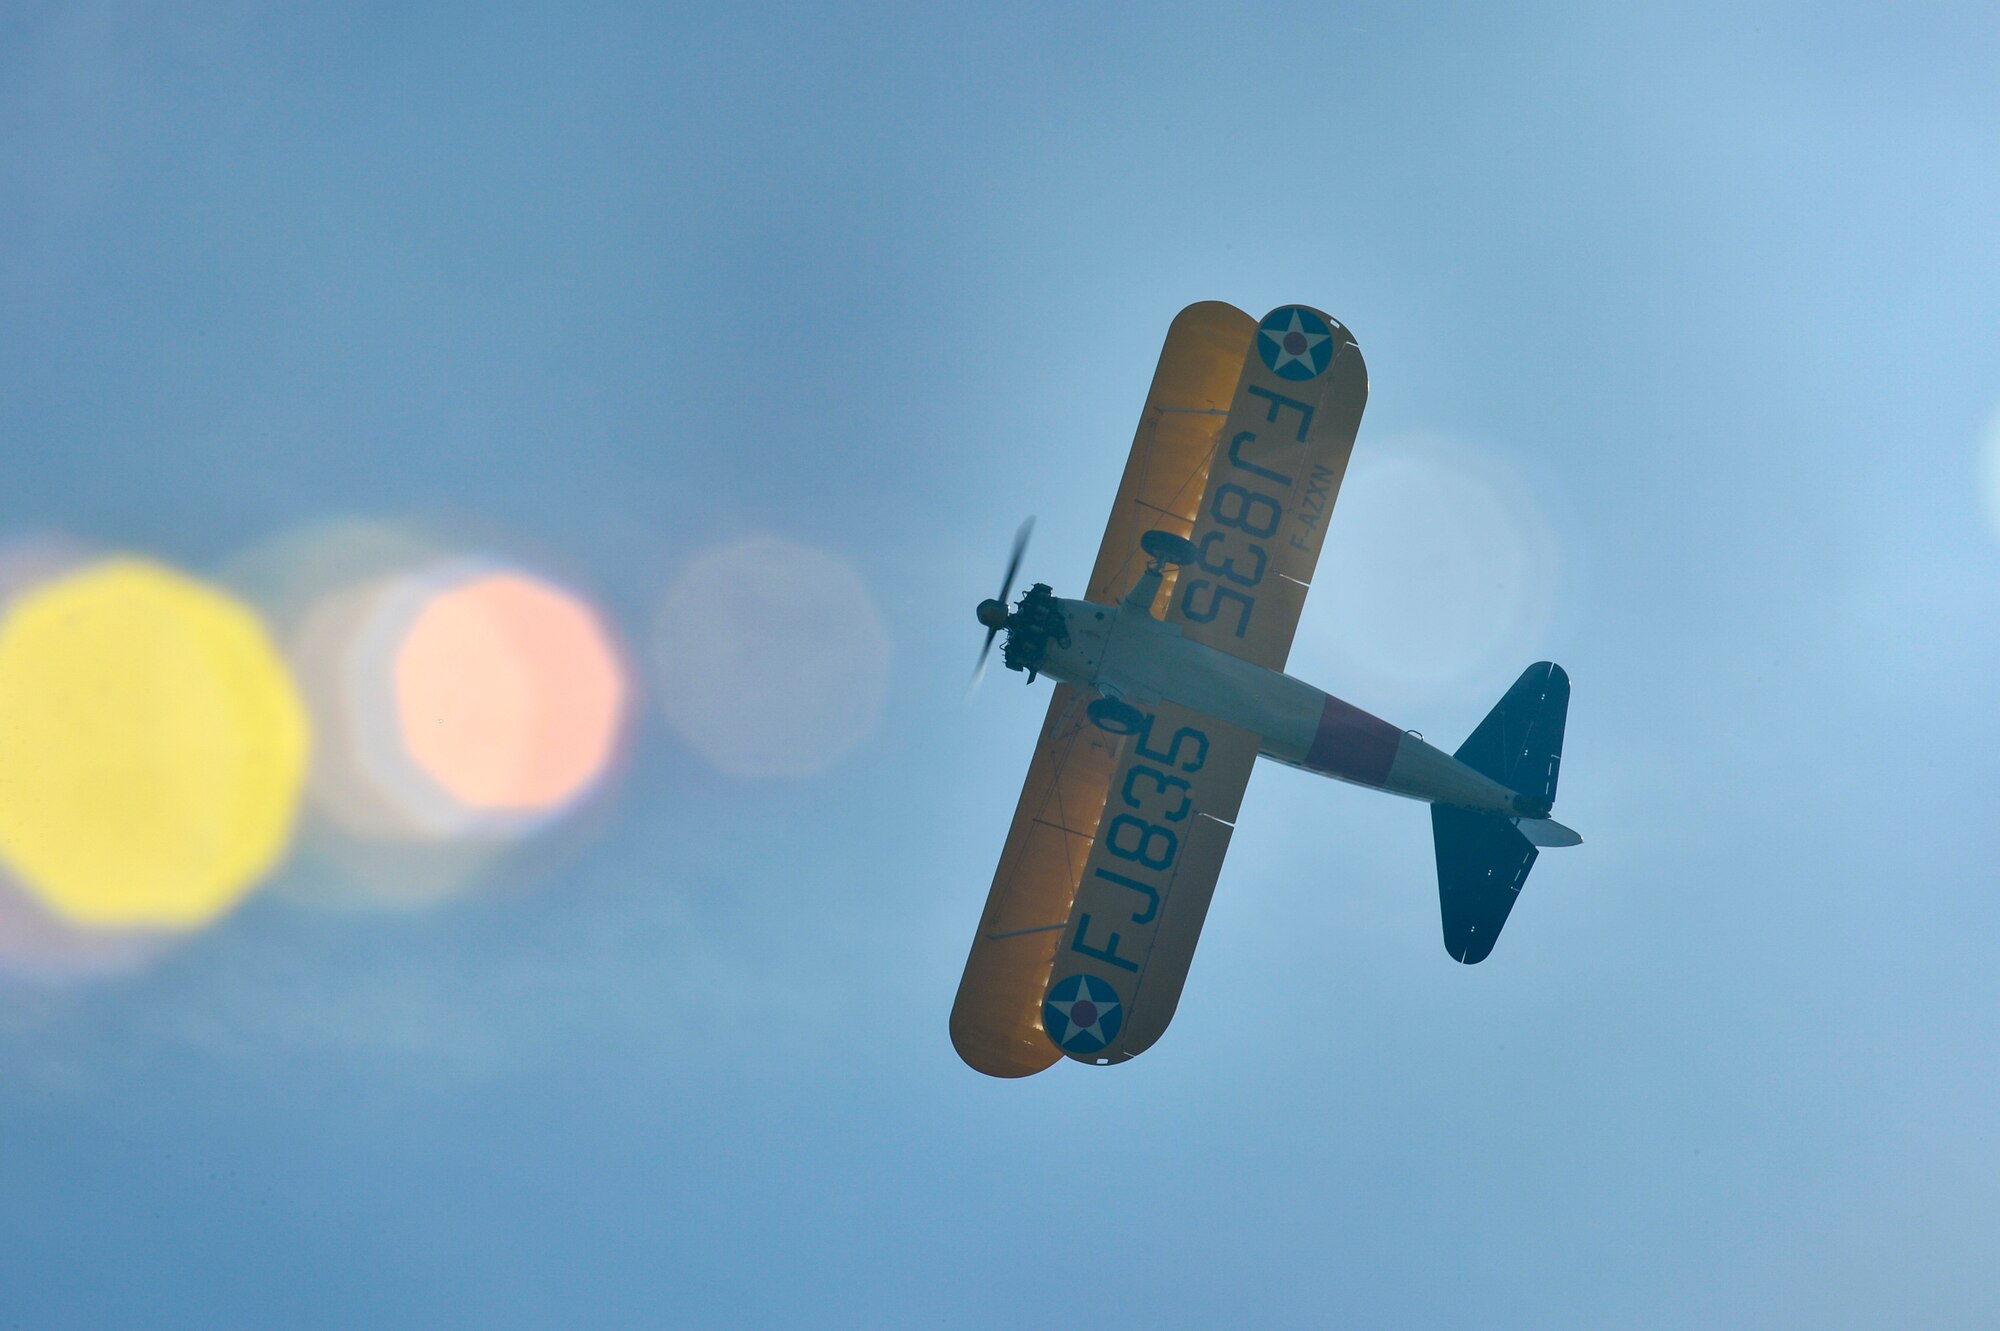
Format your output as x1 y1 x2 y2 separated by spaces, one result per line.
1084 303 1259 612
1040 700 1259 1066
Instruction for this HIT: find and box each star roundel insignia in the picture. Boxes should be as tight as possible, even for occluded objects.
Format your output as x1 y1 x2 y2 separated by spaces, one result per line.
1043 973 1125 1055
1257 305 1337 381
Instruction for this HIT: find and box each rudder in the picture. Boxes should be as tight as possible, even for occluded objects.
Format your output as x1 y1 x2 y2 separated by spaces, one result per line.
1453 662 1568 814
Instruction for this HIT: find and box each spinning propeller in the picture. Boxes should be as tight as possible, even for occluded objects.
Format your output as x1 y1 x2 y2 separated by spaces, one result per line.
970 517 1033 695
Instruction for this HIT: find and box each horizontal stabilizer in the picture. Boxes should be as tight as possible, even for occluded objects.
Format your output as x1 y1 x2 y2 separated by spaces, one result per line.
1432 807 1536 965
1513 816 1581 848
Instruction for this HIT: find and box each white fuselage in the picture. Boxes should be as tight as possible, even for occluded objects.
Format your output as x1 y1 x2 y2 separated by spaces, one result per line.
1031 596 1532 817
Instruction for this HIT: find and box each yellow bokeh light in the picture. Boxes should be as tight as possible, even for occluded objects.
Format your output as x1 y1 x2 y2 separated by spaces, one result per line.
0 558 310 928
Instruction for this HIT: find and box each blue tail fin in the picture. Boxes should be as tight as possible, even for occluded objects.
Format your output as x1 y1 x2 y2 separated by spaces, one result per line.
1453 661 1568 815
1433 663 1572 964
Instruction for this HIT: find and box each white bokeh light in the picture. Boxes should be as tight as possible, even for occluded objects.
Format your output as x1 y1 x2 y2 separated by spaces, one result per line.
653 536 893 778
1300 435 1560 707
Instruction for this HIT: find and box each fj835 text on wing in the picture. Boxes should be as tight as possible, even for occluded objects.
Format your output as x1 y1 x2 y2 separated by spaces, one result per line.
953 302 1578 1078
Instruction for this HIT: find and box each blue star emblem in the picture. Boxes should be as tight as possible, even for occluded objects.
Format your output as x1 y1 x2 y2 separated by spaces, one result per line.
1257 306 1337 381
1043 973 1124 1054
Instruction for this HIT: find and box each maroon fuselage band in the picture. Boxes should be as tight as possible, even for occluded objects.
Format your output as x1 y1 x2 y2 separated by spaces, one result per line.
1304 694 1402 787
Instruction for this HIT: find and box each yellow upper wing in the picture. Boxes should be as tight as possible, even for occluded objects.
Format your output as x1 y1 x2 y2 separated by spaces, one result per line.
949 303 1258 1078
1164 305 1369 669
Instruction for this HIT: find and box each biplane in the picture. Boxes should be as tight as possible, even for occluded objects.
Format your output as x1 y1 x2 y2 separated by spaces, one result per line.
952 302 1578 1077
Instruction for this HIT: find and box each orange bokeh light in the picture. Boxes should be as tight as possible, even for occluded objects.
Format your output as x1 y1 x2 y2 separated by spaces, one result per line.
392 572 626 813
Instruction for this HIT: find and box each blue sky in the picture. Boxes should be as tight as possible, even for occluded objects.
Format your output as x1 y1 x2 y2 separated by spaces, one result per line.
4 3 2000 1326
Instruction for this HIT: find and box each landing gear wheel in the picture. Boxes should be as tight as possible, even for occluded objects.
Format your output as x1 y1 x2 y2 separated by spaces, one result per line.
1086 696 1146 735
1140 530 1197 566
